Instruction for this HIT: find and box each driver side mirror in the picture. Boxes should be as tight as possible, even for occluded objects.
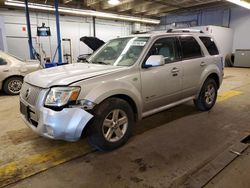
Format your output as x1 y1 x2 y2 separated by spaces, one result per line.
144 55 165 68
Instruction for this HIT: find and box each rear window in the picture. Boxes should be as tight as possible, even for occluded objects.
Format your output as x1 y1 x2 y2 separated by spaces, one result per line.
199 37 219 56
180 36 202 59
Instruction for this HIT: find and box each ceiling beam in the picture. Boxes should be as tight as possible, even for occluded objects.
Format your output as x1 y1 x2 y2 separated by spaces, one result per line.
144 0 183 9
102 0 134 10
117 0 145 12
144 6 177 16
132 2 154 14
117 2 133 12
86 0 102 7
164 1 229 15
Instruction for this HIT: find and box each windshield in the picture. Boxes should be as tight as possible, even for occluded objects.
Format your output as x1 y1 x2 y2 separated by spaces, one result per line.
0 51 24 62
88 37 149 67
7 53 24 62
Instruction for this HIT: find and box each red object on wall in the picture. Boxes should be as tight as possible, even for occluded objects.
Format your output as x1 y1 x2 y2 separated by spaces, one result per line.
22 27 26 32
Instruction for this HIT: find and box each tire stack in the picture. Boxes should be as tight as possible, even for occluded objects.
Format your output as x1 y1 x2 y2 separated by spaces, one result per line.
225 53 235 67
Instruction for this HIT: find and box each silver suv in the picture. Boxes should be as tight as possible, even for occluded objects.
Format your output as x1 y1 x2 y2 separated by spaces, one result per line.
20 30 224 151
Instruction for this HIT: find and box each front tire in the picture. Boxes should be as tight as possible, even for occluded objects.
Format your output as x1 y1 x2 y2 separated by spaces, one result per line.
87 98 134 151
194 78 218 111
3 77 23 95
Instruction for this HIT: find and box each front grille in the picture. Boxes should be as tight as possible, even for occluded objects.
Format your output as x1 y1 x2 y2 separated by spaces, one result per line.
20 100 39 127
30 119 38 127
20 82 43 106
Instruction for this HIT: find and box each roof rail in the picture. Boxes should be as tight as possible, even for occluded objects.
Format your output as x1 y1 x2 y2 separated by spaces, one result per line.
132 31 149 34
167 29 204 34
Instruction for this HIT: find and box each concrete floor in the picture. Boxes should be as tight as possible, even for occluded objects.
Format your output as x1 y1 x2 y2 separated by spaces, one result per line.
0 67 250 188
206 146 250 188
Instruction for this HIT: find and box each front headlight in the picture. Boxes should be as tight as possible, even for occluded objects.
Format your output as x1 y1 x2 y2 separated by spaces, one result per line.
45 87 80 107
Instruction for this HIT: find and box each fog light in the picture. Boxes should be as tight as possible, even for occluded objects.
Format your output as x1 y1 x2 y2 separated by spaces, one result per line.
45 125 54 137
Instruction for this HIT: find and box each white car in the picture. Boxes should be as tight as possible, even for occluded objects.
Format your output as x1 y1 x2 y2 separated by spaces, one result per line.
0 51 40 95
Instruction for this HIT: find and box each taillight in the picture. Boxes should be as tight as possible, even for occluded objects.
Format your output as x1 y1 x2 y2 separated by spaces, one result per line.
221 57 224 70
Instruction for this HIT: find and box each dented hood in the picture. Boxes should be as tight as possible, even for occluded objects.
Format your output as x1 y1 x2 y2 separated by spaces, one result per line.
24 63 126 88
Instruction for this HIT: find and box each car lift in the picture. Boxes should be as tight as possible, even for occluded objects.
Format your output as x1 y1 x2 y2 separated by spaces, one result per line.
24 0 62 64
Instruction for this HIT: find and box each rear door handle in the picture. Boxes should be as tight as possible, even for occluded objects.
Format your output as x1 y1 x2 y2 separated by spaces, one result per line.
171 67 180 76
200 62 207 67
3 69 9 72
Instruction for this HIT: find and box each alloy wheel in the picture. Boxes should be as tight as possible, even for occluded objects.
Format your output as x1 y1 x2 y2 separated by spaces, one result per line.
8 79 22 94
102 109 128 142
204 84 216 105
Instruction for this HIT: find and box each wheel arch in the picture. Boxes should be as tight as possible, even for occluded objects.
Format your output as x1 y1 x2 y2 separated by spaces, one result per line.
106 94 139 122
207 73 220 89
196 72 220 99
194 73 219 111
81 92 141 138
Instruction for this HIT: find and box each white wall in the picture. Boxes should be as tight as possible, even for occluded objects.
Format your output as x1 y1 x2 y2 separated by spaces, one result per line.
159 6 250 53
230 7 250 52
0 16 8 52
0 8 132 61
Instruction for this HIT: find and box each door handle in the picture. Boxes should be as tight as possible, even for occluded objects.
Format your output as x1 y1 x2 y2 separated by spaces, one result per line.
171 67 180 73
200 62 207 67
3 69 9 72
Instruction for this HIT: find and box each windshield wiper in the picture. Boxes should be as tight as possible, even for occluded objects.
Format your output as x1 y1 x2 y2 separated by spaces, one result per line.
84 59 91 63
92 61 109 65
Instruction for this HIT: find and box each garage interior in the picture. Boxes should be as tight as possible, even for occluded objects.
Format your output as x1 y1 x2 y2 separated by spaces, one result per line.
0 0 250 188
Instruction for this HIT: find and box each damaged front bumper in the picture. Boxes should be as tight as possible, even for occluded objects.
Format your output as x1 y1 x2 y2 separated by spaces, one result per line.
20 98 93 142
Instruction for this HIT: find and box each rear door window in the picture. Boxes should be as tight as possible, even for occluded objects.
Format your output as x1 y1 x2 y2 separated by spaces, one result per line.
180 36 202 59
199 37 219 56
0 58 7 65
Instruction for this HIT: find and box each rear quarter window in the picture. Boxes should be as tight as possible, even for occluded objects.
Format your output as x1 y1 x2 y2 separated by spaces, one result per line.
199 37 219 56
180 36 202 59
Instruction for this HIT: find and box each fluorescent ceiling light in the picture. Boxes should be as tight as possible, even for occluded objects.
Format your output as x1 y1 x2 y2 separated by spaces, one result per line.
4 0 160 24
108 0 120 6
226 0 250 9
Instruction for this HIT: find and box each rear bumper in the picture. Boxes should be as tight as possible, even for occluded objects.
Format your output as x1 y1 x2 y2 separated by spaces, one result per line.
20 98 93 141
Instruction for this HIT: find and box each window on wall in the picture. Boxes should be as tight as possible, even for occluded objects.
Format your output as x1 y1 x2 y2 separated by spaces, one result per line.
199 37 219 56
180 36 202 59
146 37 179 64
0 58 7 65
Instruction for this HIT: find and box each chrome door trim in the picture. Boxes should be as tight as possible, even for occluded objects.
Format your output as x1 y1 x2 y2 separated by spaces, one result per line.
142 96 195 118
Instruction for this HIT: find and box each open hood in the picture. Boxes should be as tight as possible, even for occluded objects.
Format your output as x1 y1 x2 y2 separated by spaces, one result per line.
80 36 105 51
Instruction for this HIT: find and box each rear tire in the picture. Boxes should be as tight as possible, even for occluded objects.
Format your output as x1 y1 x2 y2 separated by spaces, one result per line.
3 77 23 95
225 53 234 67
194 78 218 111
87 98 134 151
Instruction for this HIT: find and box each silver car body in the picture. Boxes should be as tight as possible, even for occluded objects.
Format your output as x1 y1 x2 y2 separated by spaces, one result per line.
20 32 224 141
0 51 40 90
